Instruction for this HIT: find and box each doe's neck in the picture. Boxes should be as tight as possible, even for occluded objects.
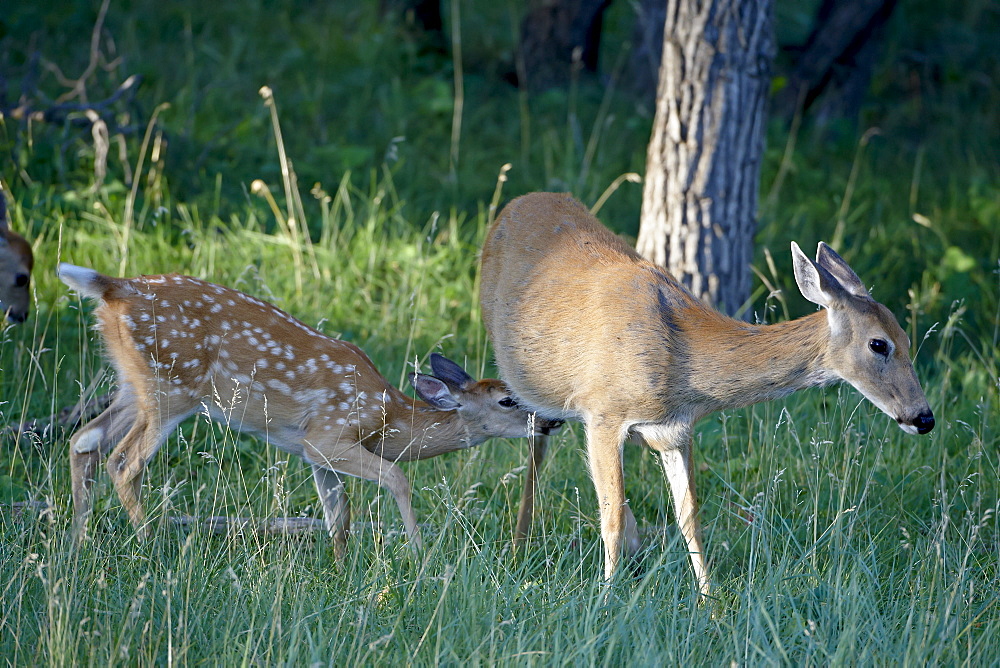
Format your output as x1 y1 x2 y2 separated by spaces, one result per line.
686 309 838 413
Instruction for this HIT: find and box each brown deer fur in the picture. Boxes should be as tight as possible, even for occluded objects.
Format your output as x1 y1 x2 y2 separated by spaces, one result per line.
480 192 933 597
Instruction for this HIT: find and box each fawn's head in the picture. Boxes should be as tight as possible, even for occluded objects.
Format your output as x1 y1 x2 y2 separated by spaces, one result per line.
411 353 562 440
0 193 33 324
792 241 934 435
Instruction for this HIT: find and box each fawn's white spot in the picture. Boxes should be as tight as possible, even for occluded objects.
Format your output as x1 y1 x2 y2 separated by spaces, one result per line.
266 378 291 394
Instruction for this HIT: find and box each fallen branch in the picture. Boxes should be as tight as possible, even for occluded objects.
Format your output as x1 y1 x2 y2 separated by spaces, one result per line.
170 515 328 536
1 391 112 442
0 502 328 535
3 73 143 130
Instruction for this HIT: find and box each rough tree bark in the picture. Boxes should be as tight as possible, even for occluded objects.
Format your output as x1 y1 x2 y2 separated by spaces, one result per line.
636 0 774 315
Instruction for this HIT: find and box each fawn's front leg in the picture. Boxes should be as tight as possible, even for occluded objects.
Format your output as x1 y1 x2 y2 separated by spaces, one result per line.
312 466 350 558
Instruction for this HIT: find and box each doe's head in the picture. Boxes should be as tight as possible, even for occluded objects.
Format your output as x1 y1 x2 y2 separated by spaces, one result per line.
792 241 934 435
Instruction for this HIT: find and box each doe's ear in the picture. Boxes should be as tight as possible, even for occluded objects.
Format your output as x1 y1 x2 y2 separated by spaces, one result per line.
429 353 475 390
791 241 851 308
815 242 869 298
411 372 462 410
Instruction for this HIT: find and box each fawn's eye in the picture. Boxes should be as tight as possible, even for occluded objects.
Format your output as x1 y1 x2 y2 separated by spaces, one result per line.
868 338 889 356
13 273 29 288
498 397 518 408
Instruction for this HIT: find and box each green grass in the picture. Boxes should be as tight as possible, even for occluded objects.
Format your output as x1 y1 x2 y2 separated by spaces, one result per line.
2 0 999 664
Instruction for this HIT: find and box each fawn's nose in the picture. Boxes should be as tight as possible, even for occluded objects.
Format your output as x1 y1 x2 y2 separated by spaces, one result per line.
540 419 564 435
914 412 935 435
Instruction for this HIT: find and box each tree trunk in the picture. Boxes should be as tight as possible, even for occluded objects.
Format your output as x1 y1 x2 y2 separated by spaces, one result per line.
515 0 612 90
636 0 774 316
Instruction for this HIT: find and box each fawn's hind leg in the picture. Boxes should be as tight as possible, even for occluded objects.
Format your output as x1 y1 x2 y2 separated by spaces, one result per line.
69 388 139 537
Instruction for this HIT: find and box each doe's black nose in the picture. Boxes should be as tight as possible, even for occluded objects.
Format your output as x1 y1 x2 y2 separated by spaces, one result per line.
914 412 935 435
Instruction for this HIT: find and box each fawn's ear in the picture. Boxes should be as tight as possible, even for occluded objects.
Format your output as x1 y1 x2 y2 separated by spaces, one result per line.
815 242 870 298
410 373 462 410
792 241 853 308
429 353 475 390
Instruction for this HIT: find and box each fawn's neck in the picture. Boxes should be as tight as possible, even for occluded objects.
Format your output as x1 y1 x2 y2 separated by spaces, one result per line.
685 310 837 415
370 399 476 462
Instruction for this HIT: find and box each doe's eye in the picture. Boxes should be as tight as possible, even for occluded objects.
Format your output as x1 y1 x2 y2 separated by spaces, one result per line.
14 273 29 288
868 338 889 356
498 397 518 408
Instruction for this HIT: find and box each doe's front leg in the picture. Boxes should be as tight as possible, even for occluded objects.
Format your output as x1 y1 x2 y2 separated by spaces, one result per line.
641 424 710 599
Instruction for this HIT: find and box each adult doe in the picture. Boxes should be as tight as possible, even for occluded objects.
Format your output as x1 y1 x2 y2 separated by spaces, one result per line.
480 192 934 597
0 191 33 324
59 263 556 552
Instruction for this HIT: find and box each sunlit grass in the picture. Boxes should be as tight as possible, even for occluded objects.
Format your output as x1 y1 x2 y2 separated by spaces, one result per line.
2 0 998 663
